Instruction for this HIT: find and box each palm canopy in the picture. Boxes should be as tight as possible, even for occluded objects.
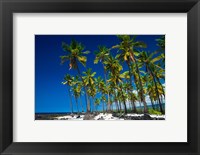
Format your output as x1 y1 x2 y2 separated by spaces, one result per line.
62 74 74 86
82 68 96 86
107 71 127 85
94 46 110 64
138 51 163 69
94 98 100 105
95 76 104 91
112 35 146 63
156 36 165 51
60 40 90 70
103 56 123 74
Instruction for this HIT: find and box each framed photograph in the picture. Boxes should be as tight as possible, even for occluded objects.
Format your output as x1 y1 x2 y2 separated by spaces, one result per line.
0 0 200 154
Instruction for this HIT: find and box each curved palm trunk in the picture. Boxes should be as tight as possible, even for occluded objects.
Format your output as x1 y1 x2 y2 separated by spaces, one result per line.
67 86 73 113
123 101 127 114
76 65 90 113
148 67 163 114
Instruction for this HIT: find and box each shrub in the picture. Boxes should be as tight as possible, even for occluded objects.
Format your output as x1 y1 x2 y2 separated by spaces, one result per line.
148 109 162 115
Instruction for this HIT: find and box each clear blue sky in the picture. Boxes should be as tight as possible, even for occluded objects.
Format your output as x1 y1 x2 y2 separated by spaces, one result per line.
35 35 164 113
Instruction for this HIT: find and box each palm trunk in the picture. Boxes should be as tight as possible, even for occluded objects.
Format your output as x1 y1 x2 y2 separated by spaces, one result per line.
150 97 155 110
107 100 111 113
123 101 127 114
67 86 73 113
92 97 95 113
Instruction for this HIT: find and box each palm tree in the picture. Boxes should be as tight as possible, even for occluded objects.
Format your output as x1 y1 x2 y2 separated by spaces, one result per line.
103 56 123 112
146 80 156 110
138 51 164 113
104 56 123 75
94 46 111 110
76 80 85 112
156 36 165 65
94 98 100 112
113 35 148 113
94 46 110 81
60 40 90 112
82 68 96 112
156 36 165 51
100 95 106 113
117 83 128 114
62 74 74 113
72 86 80 114
88 85 97 112
71 75 84 113
129 91 138 112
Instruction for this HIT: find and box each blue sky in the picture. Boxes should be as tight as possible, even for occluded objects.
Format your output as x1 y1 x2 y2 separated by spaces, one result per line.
35 35 164 113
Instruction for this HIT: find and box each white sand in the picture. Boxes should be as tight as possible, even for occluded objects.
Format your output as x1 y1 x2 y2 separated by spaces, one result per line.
94 113 120 120
54 113 165 120
55 115 84 120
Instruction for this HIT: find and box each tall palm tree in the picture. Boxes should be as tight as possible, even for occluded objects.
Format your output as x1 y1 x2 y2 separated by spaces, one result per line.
60 40 90 112
82 68 96 112
94 98 100 112
71 75 84 113
72 86 80 114
117 83 128 114
76 80 85 112
113 35 148 113
94 46 111 111
103 56 122 112
100 95 106 113
138 51 164 113
62 74 74 113
94 46 110 81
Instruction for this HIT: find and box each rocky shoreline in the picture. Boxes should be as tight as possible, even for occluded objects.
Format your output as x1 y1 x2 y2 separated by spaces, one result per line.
36 113 165 120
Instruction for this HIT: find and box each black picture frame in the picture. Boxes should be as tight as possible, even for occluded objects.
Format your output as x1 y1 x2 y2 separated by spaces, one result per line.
0 0 200 154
